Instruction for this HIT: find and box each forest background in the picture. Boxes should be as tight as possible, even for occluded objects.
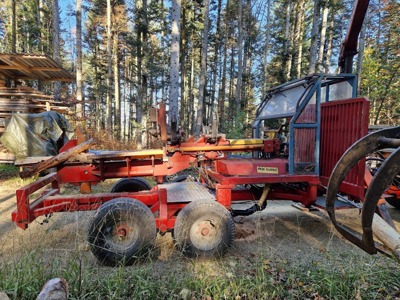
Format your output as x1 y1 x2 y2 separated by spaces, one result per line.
0 0 399 146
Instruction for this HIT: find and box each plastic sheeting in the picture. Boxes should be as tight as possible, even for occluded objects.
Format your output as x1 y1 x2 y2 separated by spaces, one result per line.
0 111 74 158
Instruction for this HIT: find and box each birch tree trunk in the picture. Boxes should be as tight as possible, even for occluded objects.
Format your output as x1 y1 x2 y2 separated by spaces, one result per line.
377 0 381 48
179 0 187 132
189 55 195 134
135 0 144 130
12 0 16 53
210 0 222 127
308 0 320 74
113 32 120 138
243 1 253 124
356 21 367 95
234 0 244 115
218 18 228 133
242 0 252 122
106 0 113 132
317 4 329 72
263 0 271 93
228 43 235 123
324 16 334 73
52 0 61 100
291 0 304 78
169 0 181 134
36 0 41 50
194 0 210 136
161 0 167 104
296 0 305 77
37 0 44 90
283 0 292 81
142 0 148 118
76 0 83 119
94 41 102 131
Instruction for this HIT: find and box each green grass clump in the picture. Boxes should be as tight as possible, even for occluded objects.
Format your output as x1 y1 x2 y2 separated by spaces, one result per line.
0 250 399 300
0 164 19 180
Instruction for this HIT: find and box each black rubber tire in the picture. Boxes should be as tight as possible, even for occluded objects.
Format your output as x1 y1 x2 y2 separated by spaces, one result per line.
386 197 400 210
111 177 152 193
173 200 235 258
88 197 156 266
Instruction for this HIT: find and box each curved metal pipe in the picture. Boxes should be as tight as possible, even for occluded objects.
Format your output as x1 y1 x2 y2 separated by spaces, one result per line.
231 185 270 217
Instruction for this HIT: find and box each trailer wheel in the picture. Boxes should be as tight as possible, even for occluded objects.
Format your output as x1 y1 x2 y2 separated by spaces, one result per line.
111 177 152 193
173 200 234 258
88 197 156 266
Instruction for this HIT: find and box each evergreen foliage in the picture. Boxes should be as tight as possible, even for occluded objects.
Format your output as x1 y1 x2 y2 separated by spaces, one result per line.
0 0 398 141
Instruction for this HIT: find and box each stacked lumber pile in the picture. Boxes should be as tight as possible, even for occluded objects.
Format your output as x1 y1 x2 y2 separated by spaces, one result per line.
0 84 70 134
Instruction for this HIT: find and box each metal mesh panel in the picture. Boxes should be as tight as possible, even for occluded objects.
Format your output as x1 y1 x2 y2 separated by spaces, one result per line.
320 98 370 199
294 128 316 174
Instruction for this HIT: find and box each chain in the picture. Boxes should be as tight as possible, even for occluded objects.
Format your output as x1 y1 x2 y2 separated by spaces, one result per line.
191 160 215 189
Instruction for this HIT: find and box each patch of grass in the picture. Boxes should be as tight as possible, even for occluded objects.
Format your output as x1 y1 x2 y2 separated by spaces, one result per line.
0 250 399 299
0 165 38 190
0 164 19 180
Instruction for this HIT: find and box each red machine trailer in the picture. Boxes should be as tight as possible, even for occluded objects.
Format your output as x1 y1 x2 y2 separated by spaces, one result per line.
10 0 400 265
11 74 400 265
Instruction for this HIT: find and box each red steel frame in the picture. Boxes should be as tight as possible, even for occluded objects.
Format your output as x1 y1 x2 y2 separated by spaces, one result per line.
211 173 319 208
12 135 268 230
12 154 319 231
12 169 319 230
11 172 187 231
12 98 369 231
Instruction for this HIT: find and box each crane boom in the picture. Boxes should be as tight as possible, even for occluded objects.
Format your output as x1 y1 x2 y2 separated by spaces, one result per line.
338 0 370 73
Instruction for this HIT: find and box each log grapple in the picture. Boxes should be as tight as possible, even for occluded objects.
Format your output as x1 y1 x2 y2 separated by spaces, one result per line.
326 127 400 258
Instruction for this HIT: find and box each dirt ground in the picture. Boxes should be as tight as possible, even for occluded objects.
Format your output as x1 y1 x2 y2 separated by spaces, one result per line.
0 178 399 270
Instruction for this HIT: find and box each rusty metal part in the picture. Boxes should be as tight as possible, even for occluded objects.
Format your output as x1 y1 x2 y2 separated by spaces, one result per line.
326 126 400 255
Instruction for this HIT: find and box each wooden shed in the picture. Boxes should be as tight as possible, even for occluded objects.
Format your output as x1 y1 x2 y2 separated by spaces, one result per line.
0 53 74 134
0 53 74 162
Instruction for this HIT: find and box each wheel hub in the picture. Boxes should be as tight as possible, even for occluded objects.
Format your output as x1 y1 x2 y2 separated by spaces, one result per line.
104 222 139 252
196 221 215 238
201 227 209 236
117 227 127 237
190 219 221 251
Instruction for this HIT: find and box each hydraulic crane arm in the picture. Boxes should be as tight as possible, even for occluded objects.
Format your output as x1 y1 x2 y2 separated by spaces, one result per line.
338 0 370 73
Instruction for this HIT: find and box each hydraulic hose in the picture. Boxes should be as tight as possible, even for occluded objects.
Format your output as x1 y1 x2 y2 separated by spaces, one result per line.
231 184 270 217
